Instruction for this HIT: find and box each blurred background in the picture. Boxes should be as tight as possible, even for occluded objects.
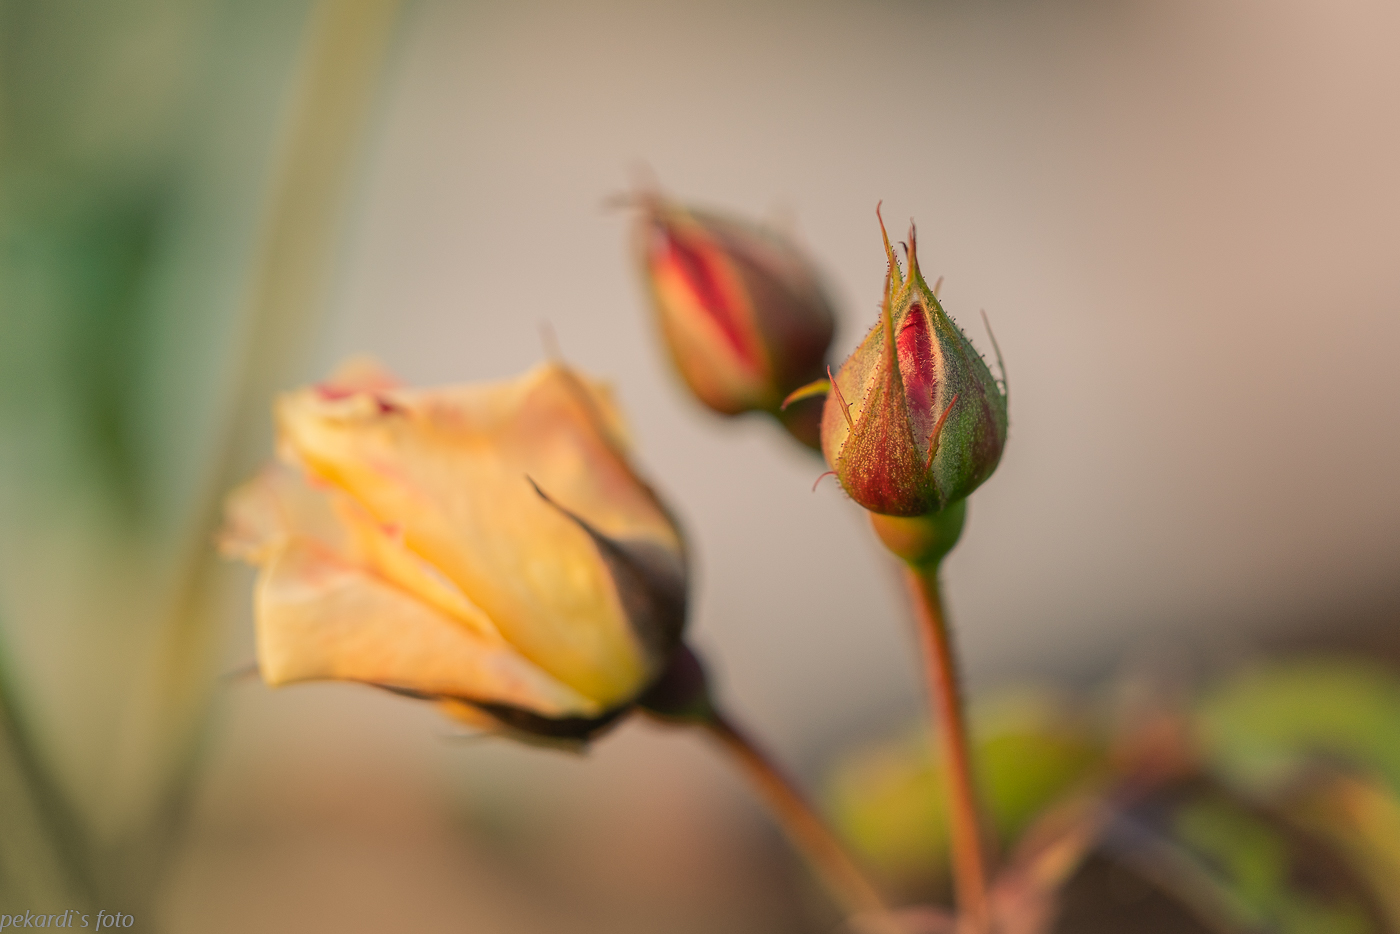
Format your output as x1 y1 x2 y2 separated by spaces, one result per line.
2 0 1397 931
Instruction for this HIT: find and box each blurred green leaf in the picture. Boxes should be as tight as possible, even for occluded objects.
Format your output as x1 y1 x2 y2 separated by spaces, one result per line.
0 0 405 915
1195 658 1400 797
826 690 1103 891
1 189 168 518
828 731 947 887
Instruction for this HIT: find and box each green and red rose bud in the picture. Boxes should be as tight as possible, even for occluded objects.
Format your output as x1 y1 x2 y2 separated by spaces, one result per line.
820 210 1008 519
635 194 836 449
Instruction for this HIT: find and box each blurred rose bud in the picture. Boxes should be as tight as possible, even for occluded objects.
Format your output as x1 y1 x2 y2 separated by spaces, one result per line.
220 358 688 742
634 194 836 448
821 211 1008 517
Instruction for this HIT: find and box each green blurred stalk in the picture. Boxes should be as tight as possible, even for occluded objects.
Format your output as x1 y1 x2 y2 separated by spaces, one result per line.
0 0 405 917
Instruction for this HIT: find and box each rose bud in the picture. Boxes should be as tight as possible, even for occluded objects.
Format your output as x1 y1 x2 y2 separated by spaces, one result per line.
820 209 1008 518
634 194 836 449
220 359 688 743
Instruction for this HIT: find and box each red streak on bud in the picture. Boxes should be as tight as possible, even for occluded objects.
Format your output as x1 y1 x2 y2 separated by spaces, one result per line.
313 386 403 416
897 304 938 439
655 227 753 366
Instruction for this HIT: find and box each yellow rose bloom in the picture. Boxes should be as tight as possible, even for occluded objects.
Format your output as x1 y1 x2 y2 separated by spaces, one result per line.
221 359 687 738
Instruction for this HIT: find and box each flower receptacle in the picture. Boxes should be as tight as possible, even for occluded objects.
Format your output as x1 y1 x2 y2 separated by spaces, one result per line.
869 500 967 570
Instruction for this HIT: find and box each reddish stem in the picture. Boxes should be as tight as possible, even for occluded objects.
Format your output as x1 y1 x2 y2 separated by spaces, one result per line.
903 565 992 933
701 711 894 926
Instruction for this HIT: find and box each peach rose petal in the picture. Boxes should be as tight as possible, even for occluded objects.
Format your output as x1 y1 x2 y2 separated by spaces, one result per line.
222 464 508 645
255 539 601 719
275 363 683 709
329 491 506 644
218 463 350 564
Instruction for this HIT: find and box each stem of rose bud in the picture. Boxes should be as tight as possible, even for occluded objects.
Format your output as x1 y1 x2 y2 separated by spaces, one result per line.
903 565 992 934
700 710 894 925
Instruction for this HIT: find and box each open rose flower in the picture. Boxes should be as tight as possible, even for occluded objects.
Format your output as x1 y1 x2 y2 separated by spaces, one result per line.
220 359 688 741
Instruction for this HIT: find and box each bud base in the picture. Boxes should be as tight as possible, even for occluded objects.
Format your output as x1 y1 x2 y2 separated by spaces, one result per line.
869 499 967 569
